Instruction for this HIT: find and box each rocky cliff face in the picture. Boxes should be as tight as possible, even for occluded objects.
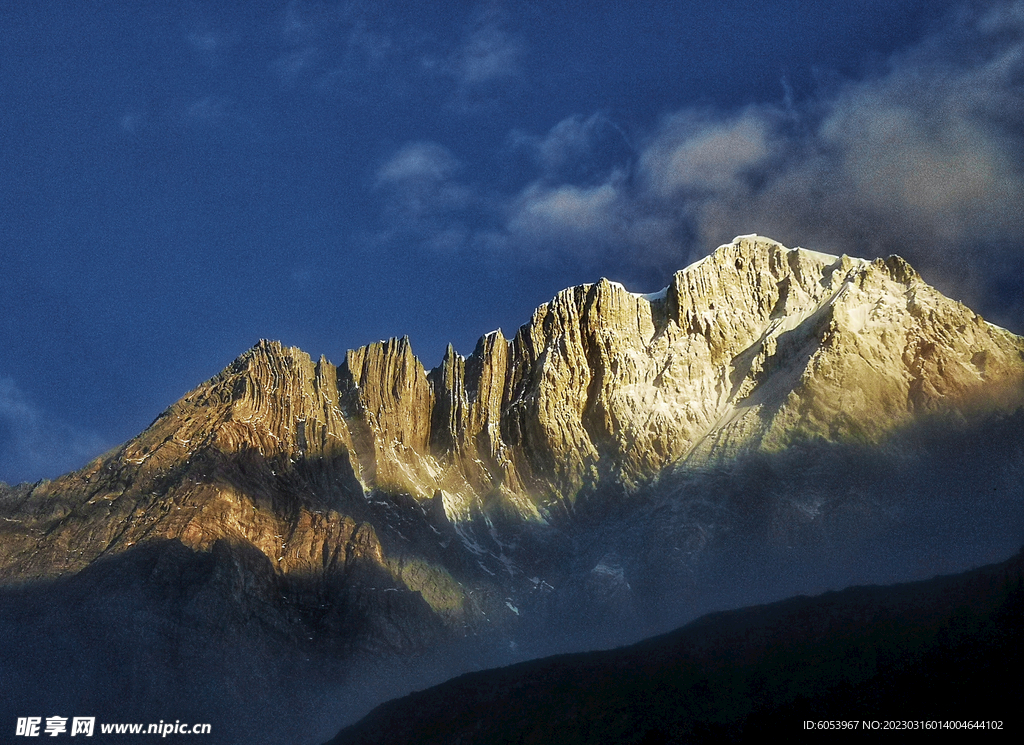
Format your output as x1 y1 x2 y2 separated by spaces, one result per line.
3 233 1024 585
1 235 1023 741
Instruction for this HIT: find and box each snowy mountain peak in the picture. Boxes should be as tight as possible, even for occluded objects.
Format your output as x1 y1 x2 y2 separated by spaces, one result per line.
1 236 1022 580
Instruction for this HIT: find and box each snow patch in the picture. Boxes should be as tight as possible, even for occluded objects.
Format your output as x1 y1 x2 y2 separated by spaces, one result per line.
637 286 669 302
793 246 842 264
453 520 487 556
681 253 713 273
476 561 495 576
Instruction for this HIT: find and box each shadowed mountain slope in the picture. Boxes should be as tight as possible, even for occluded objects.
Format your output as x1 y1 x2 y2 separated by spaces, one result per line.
328 548 1024 745
1 235 1022 742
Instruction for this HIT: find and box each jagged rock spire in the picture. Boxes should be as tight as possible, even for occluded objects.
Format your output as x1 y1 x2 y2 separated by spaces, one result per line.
3 236 1023 583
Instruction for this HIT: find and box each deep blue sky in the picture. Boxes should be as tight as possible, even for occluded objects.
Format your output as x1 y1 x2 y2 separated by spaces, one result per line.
3 0 1023 483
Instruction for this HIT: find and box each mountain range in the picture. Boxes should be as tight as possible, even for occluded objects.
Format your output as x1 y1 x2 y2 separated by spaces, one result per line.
2 235 1022 743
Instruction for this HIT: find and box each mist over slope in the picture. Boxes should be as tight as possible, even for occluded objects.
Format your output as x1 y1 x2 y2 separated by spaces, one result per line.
328 548 1024 745
1 236 1022 742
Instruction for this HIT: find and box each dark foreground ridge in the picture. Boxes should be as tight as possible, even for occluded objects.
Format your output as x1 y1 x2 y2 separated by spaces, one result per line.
328 547 1024 744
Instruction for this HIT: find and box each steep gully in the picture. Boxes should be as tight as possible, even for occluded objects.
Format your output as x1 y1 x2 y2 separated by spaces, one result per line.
1 235 1023 742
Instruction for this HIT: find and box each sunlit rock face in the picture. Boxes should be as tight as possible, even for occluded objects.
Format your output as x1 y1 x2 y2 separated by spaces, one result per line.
1 236 1023 738
3 233 1024 584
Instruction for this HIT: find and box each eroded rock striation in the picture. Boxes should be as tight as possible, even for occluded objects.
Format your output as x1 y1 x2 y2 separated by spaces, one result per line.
4 234 1024 577
1 235 1023 737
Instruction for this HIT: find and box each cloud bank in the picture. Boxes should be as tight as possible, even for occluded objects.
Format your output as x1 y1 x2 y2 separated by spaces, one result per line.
376 0 1024 324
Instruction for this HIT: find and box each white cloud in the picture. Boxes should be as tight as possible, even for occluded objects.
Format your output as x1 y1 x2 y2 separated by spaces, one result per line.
373 142 480 250
650 0 1024 293
438 8 525 112
640 110 776 197
508 181 622 243
376 142 461 186
367 0 1024 324
458 21 521 86
0 377 108 484
514 113 632 184
458 24 520 85
506 0 1024 303
535 115 599 174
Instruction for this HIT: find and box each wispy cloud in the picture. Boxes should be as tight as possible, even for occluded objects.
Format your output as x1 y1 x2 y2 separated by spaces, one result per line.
563 0 1024 280
441 7 526 112
0 377 108 485
639 110 777 198
373 142 480 251
456 12 522 87
511 181 621 236
644 0 1024 309
272 47 320 86
513 113 633 185
372 1 1024 323
376 141 461 186
262 4 527 119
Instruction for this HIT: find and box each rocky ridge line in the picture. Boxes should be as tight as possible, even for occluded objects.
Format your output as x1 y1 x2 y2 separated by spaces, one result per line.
1 234 1022 593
